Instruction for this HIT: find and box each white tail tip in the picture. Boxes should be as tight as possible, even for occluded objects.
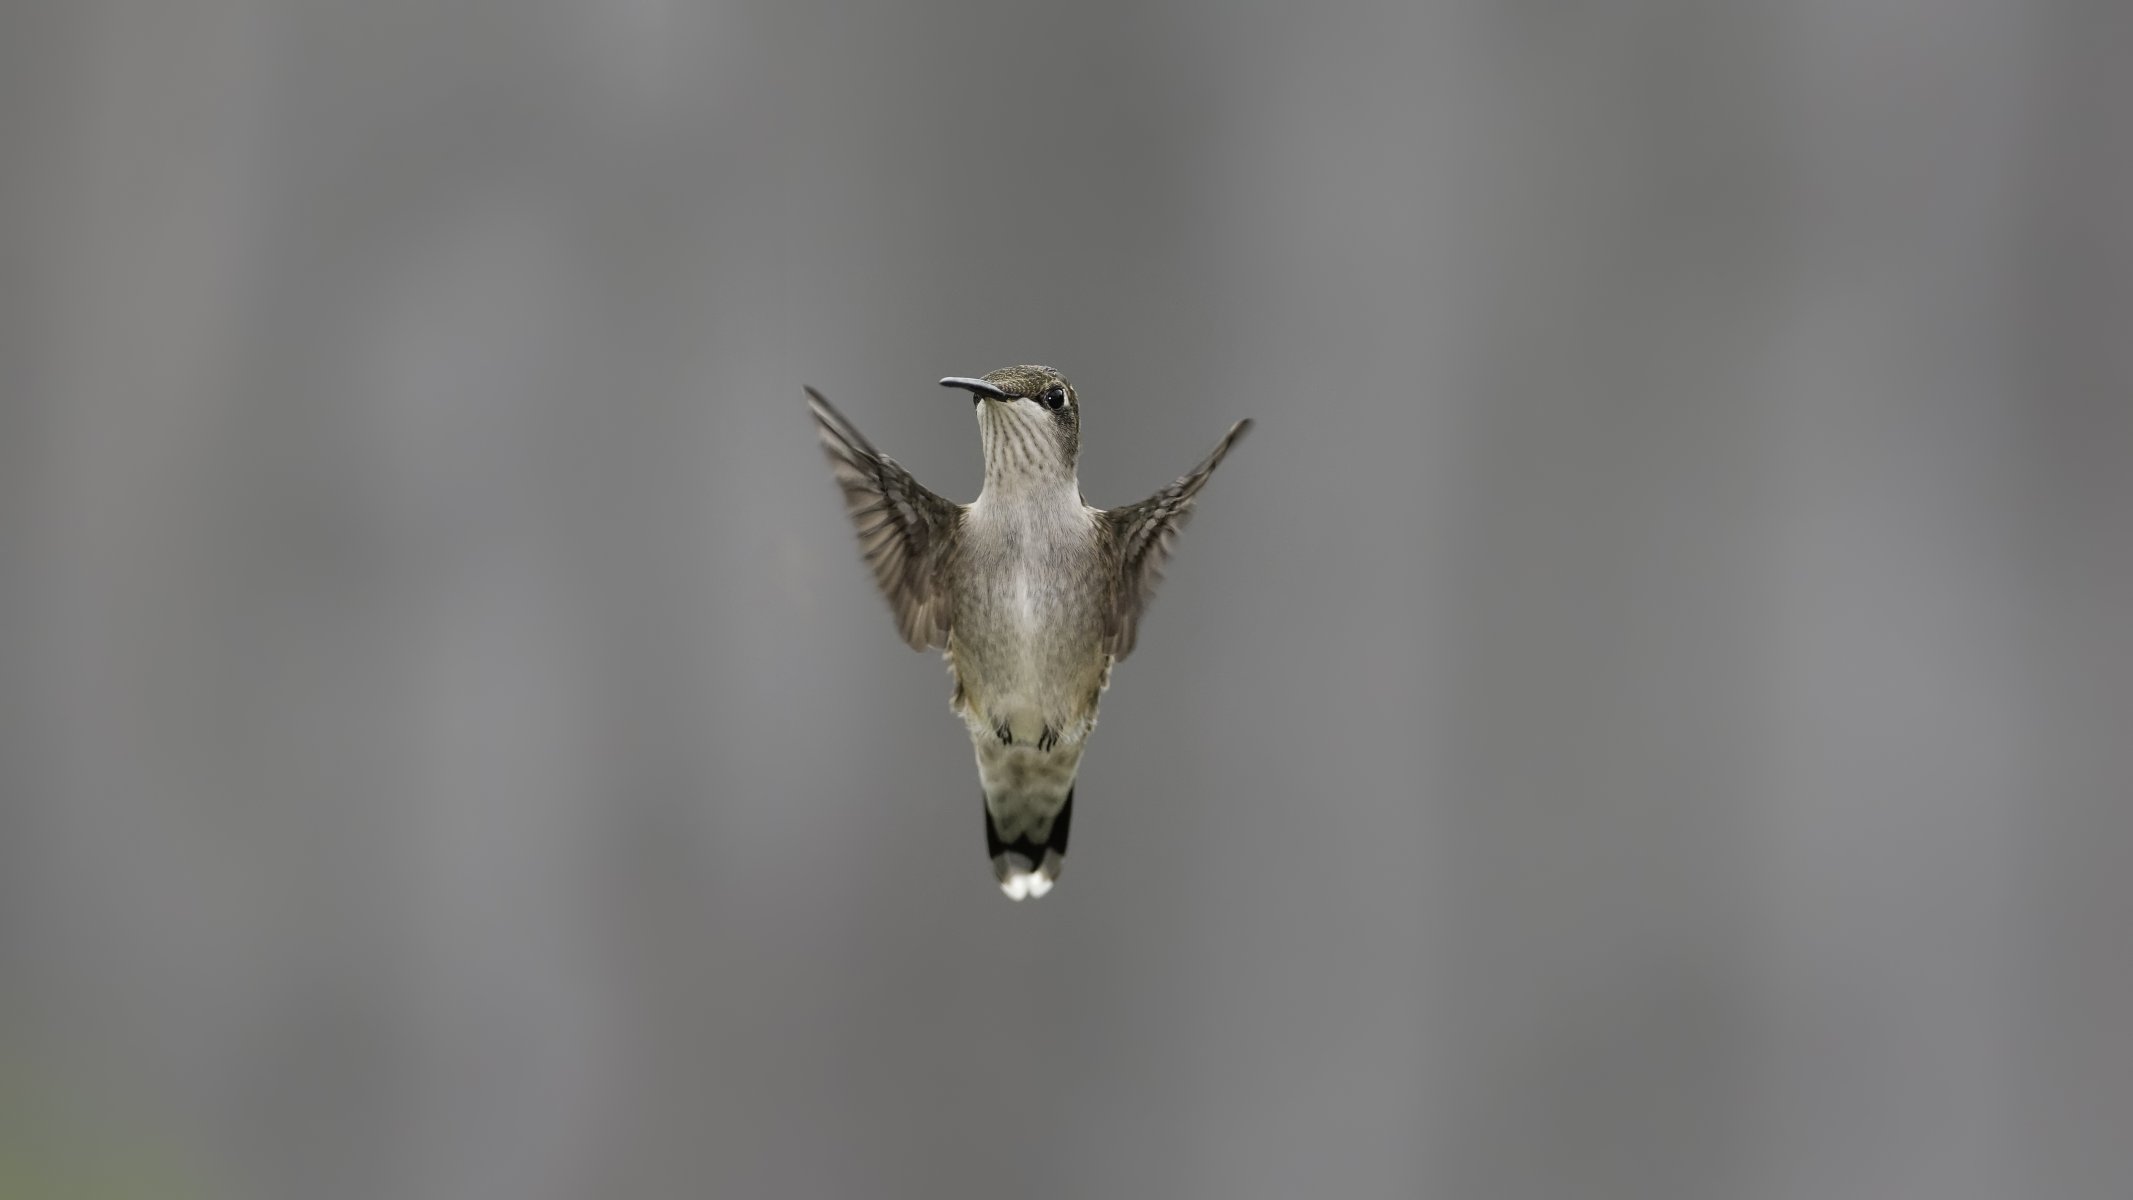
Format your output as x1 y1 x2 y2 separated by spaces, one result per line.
992 850 1064 901
999 870 1053 901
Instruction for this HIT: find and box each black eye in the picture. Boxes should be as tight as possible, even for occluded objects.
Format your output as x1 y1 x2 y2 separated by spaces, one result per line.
1041 385 1067 410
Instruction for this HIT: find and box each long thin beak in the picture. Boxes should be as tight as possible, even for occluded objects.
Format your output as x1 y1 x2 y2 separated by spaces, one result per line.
939 376 1014 402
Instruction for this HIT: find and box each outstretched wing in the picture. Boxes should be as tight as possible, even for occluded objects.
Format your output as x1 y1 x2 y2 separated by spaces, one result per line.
1102 418 1253 661
807 387 963 650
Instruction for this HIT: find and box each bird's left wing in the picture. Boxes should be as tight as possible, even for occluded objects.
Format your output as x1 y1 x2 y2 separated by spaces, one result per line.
807 387 963 651
1101 418 1253 662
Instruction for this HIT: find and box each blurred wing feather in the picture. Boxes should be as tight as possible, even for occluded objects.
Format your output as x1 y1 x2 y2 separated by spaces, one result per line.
1103 419 1253 661
807 387 962 650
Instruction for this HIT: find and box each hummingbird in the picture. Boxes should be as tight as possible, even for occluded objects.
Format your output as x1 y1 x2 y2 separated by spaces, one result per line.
806 366 1251 900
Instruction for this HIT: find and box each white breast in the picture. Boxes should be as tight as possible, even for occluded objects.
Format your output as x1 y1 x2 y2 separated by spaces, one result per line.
1012 568 1037 627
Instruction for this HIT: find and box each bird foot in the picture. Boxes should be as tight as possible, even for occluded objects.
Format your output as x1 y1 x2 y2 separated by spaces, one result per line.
991 720 1062 751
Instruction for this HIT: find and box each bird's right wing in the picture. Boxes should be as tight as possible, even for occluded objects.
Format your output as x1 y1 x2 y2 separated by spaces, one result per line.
807 387 962 651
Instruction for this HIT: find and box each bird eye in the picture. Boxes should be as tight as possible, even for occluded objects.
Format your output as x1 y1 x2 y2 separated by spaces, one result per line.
1041 385 1068 410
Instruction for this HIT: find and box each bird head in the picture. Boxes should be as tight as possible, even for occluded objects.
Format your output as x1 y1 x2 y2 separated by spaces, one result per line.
940 365 1081 486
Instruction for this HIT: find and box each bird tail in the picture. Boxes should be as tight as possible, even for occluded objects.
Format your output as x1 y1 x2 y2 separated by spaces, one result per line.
984 785 1073 901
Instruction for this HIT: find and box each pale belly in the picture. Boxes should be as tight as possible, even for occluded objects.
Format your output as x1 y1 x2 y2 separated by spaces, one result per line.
948 565 1110 748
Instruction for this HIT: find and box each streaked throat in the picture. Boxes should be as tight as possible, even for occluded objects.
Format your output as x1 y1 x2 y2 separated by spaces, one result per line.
977 407 1076 502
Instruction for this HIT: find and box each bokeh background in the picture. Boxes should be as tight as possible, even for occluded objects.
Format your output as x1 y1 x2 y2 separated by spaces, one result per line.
5 2 2129 1197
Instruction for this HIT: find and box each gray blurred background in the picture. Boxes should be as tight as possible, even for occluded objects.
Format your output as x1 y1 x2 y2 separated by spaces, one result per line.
4 2 2128 1197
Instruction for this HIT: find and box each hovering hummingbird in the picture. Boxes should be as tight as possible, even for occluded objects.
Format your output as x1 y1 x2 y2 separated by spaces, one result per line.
807 366 1252 900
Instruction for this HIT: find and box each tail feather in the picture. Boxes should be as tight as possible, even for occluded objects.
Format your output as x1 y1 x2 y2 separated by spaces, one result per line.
985 787 1073 901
